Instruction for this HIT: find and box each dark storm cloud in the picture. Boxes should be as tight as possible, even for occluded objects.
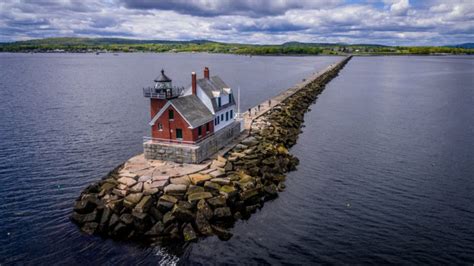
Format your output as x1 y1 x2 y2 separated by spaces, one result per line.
90 17 121 29
213 20 309 33
14 0 100 13
74 29 135 37
119 0 338 17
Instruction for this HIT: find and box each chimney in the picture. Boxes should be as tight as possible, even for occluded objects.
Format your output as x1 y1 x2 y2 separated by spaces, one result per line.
204 67 210 79
192 72 197 95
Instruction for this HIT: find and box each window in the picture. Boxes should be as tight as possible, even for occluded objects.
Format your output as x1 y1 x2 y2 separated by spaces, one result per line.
217 116 220 124
230 110 233 119
228 93 232 103
221 114 224 121
198 126 202 137
168 109 174 120
226 111 229 121
157 123 163 131
218 97 221 107
206 123 210 132
176 128 182 139
215 118 218 126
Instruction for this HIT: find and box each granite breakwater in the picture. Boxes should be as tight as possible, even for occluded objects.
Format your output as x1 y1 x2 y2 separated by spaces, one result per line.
71 56 352 244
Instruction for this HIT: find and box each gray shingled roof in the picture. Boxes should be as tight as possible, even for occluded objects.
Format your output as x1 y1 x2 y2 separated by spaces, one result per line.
170 95 213 128
196 76 235 112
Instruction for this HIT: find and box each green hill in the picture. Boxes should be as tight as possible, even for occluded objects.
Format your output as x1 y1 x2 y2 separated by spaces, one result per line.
1 37 472 55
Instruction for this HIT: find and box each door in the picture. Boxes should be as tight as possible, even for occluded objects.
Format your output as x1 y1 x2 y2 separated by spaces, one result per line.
176 128 183 140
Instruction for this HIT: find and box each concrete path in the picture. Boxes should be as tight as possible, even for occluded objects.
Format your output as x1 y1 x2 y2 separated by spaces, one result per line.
241 62 342 130
120 154 210 179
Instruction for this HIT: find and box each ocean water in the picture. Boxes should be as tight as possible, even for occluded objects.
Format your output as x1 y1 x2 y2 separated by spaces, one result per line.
0 53 341 264
183 56 474 265
0 54 473 264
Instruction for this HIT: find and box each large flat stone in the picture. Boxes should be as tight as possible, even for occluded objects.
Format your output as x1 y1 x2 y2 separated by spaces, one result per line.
170 176 191 186
211 178 231 186
117 177 137 187
134 195 153 213
187 192 213 202
200 168 215 174
149 180 168 189
143 188 159 196
164 184 188 194
204 181 221 191
124 192 143 204
209 170 225 178
129 182 143 193
189 173 212 185
116 184 127 190
138 175 152 182
119 171 138 179
112 188 127 197
157 195 178 210
210 160 226 169
153 175 170 181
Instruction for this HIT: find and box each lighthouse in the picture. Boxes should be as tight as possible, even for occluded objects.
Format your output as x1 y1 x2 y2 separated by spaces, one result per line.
143 67 241 163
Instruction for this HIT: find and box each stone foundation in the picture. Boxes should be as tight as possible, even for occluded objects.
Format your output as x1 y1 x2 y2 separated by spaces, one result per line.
144 121 242 164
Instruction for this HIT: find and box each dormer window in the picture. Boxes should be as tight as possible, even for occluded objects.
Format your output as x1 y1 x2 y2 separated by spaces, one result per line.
228 93 232 103
218 97 221 107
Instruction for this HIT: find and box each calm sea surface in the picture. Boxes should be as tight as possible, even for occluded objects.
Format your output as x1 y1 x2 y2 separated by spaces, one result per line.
0 54 473 265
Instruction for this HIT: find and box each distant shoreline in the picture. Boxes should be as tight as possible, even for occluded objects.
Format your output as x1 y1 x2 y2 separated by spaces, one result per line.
1 37 472 56
2 50 473 57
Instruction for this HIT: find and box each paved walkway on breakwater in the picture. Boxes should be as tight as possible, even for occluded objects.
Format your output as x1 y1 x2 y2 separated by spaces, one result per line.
119 57 349 181
242 60 345 130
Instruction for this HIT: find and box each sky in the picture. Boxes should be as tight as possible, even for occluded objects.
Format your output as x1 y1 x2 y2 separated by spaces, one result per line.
0 0 473 45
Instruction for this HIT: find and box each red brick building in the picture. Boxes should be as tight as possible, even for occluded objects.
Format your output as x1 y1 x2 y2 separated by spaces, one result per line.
143 69 215 143
143 68 241 163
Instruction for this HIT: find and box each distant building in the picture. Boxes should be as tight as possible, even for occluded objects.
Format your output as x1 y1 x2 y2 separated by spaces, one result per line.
143 67 241 163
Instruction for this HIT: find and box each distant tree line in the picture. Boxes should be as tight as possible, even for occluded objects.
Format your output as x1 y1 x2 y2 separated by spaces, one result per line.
0 38 472 55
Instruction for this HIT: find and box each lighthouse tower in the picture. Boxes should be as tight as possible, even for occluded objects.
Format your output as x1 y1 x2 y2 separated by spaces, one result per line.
143 69 180 119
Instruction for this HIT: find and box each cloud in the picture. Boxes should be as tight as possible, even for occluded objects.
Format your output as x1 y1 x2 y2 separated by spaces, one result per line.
0 0 473 45
389 0 410 16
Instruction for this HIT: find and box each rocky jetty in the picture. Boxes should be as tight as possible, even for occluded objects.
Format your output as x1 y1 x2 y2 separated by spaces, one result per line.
71 56 352 244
